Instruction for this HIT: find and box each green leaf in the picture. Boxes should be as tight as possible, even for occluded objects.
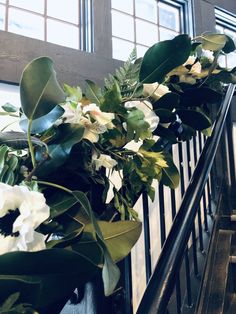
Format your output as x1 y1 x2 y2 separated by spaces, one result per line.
0 249 98 311
155 109 176 123
36 124 84 175
101 81 123 113
48 192 79 219
126 109 151 141
200 33 227 51
139 34 192 83
1 103 18 113
0 145 8 175
176 108 211 131
72 191 120 296
152 92 180 111
47 226 84 248
161 152 180 188
64 83 82 102
20 57 65 120
0 292 20 311
20 105 64 134
202 126 212 137
222 34 236 53
86 221 142 263
179 87 222 106
0 132 45 149
84 80 104 105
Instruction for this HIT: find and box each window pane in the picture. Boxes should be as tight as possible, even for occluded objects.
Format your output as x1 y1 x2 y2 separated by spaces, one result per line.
158 2 180 32
218 55 226 68
0 4 5 30
135 0 157 23
8 8 44 40
136 44 148 58
112 10 134 41
112 37 134 61
159 27 178 41
9 0 44 14
111 0 133 14
47 0 78 24
47 19 79 49
136 19 158 46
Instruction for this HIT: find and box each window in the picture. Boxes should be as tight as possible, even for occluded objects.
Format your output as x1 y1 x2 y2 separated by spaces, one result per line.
111 0 191 61
215 8 236 68
0 0 93 51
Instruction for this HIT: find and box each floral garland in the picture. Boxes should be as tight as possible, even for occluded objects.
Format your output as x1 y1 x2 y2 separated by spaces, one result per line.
0 32 235 313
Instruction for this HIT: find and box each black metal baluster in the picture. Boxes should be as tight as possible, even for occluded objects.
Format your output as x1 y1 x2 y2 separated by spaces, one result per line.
142 192 152 282
207 179 213 216
159 183 166 246
198 132 209 232
186 140 199 276
178 142 192 307
170 148 177 221
124 256 132 314
193 135 204 251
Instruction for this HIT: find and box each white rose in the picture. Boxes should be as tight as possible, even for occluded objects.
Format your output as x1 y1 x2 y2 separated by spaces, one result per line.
124 100 159 132
92 153 117 171
143 83 170 100
82 103 115 127
0 183 49 255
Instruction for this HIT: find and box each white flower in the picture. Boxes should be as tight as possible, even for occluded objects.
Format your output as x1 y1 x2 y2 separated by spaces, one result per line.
0 183 50 255
124 100 159 132
92 153 117 171
183 56 196 66
201 49 214 62
143 83 170 100
61 102 115 143
82 103 115 127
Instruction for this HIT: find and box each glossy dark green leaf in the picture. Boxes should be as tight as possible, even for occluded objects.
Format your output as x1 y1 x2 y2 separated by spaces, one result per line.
0 132 44 149
20 57 65 120
153 125 177 144
161 152 179 188
72 191 120 296
152 92 180 110
0 249 98 311
179 87 222 106
176 108 211 130
155 109 176 123
1 103 18 113
48 192 79 219
20 105 64 134
84 80 104 105
47 225 84 248
178 124 196 141
36 124 84 175
139 34 192 83
223 35 236 53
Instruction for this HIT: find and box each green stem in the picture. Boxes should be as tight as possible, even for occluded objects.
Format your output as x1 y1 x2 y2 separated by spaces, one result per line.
27 119 36 168
37 180 72 194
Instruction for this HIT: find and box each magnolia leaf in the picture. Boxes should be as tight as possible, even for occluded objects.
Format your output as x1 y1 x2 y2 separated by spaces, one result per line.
84 80 104 106
200 33 227 51
178 124 196 141
46 226 84 248
139 34 192 83
1 103 18 113
155 109 176 123
223 35 236 53
153 92 180 111
176 108 211 131
0 145 8 175
20 105 64 134
0 249 98 311
36 124 84 175
20 57 65 120
153 125 177 143
72 191 120 296
161 152 180 188
0 131 45 149
179 87 222 106
126 109 151 141
210 67 236 84
0 292 20 311
48 192 79 219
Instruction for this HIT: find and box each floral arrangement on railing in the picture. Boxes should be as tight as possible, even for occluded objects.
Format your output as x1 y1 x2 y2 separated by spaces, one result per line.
0 32 235 313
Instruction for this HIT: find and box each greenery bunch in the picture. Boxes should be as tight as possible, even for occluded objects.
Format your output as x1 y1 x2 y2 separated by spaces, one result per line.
0 32 235 313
